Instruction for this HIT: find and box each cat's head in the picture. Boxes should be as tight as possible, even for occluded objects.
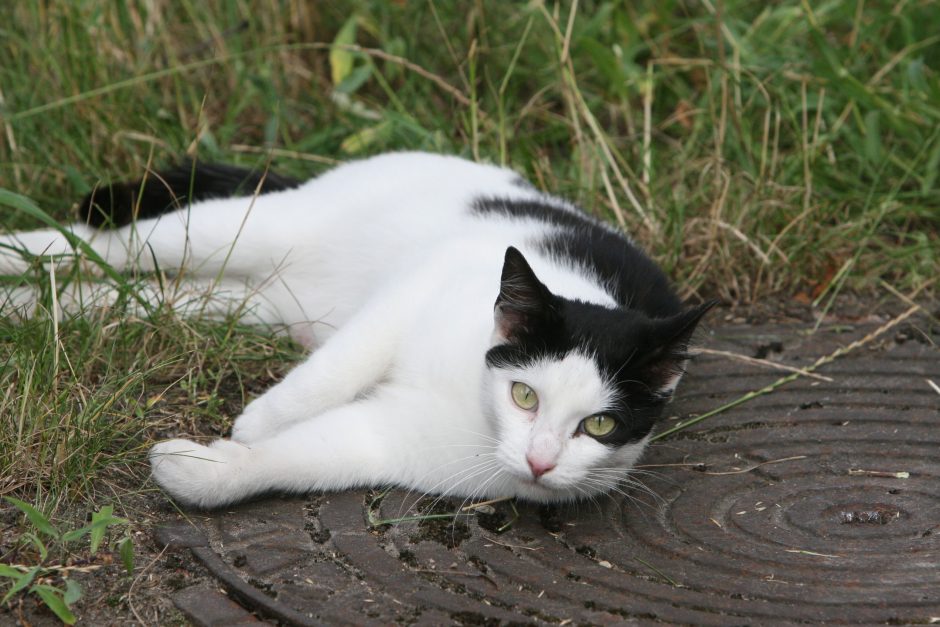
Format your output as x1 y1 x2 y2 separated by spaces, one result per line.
483 247 715 501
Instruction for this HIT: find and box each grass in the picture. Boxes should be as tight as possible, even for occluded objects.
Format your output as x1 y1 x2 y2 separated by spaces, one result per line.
0 0 937 620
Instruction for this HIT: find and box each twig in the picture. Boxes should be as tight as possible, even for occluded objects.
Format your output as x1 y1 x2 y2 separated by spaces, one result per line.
785 549 840 558
634 557 681 587
481 535 542 551
848 469 910 479
928 379 940 397
327 43 471 107
370 512 460 526
696 347 833 382
878 278 939 327
460 496 513 512
230 144 341 165
653 305 919 441
702 455 806 476
126 544 168 626
636 462 706 469
3 563 103 574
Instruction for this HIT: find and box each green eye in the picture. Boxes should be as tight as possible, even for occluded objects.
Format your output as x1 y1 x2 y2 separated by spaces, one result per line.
581 414 616 437
511 382 538 410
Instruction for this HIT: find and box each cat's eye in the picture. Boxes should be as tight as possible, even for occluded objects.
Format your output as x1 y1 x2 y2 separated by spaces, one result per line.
510 382 538 410
581 414 616 437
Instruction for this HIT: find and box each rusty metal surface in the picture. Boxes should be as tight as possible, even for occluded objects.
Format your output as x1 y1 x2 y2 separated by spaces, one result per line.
162 322 940 624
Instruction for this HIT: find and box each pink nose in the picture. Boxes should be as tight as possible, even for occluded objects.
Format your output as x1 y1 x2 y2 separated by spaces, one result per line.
526 455 556 479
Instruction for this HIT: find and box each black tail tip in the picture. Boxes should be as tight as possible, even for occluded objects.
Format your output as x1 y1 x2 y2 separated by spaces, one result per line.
79 160 302 228
80 181 163 228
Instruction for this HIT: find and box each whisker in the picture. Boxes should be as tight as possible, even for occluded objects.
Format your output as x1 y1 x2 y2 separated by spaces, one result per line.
395 455 499 519
420 459 504 518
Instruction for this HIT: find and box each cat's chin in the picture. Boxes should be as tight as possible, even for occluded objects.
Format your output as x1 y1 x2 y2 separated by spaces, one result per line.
506 475 603 504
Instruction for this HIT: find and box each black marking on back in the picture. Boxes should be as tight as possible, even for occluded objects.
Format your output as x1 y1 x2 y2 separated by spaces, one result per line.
472 197 682 318
80 161 301 228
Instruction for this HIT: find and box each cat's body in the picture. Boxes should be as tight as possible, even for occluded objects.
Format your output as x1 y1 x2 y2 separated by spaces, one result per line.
0 152 713 508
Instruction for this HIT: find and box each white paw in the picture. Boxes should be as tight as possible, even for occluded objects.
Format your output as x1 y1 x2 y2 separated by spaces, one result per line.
230 399 272 444
149 438 250 508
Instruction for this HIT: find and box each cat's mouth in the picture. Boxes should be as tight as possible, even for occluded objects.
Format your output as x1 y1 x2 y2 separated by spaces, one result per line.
515 472 558 491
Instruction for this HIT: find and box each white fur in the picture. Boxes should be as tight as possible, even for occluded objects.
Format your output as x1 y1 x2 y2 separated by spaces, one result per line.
1 152 653 508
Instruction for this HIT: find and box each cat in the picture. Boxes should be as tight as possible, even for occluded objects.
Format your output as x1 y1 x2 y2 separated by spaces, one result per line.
0 152 715 509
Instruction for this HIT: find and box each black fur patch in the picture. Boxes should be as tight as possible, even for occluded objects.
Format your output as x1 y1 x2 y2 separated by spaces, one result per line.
471 197 681 317
487 296 714 446
484 242 715 447
80 161 301 228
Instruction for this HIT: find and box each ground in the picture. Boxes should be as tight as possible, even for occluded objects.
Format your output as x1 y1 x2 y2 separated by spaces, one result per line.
3 296 937 625
1 1 938 624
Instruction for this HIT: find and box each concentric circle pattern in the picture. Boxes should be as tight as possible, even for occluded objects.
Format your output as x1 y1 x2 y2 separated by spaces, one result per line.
173 322 940 625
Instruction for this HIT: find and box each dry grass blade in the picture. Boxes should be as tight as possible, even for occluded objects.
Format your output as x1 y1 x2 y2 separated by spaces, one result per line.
927 380 940 397
695 348 833 382
8 41 471 122
230 145 341 165
653 305 920 441
847 469 910 479
702 455 807 476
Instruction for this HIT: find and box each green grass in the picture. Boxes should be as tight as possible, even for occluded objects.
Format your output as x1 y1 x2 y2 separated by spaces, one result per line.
0 0 937 529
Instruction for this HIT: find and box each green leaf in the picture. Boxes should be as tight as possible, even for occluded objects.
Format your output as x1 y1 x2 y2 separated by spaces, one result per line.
24 532 48 562
0 564 24 579
1 565 39 604
334 65 373 96
922 134 940 194
89 505 128 554
61 525 92 543
340 120 391 154
119 536 135 575
4 497 58 538
89 505 113 553
330 15 358 87
864 110 882 163
33 585 77 625
63 578 83 606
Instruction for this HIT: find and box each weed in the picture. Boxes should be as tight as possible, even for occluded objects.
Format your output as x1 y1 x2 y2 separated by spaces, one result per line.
1 498 133 624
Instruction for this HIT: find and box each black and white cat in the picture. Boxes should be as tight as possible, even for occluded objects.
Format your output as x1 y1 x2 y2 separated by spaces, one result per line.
0 152 714 508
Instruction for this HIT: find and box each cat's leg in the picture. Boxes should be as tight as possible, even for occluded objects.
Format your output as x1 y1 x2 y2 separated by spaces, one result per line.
228 286 413 443
151 399 399 508
0 191 292 280
0 224 99 275
150 394 503 509
0 273 271 326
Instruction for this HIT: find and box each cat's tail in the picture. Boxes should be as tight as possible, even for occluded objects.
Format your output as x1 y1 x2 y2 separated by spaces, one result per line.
1 161 306 325
79 160 301 228
1 161 302 278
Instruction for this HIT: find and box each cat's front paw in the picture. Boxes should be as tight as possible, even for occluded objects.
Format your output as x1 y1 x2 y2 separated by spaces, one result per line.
229 399 271 444
149 438 250 508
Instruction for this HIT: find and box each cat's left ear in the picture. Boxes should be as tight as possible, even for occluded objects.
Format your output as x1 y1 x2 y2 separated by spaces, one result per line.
493 247 556 343
643 300 719 396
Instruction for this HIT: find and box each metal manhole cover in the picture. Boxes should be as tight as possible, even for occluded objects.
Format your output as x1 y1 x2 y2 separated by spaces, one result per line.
161 322 940 625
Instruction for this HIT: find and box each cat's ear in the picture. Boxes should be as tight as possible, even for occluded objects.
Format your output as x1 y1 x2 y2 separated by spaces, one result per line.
642 300 719 396
493 247 555 343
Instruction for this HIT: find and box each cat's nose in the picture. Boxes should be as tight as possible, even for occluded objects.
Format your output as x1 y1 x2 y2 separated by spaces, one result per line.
526 455 556 479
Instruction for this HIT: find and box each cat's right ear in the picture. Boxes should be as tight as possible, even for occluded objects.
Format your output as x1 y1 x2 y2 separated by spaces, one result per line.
493 247 555 343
